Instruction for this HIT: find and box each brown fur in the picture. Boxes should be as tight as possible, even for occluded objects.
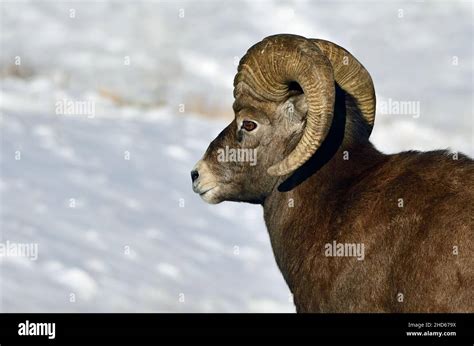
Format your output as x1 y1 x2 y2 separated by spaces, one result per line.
264 143 473 312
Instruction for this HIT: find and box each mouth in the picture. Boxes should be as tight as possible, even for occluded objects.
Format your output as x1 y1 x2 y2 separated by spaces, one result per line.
193 181 218 195
199 186 216 196
193 183 221 204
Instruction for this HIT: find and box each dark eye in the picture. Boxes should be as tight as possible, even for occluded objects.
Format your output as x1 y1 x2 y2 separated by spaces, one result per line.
241 120 257 132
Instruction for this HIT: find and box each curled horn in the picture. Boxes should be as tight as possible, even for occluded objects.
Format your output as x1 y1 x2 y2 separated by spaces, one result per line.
234 34 375 176
311 39 376 131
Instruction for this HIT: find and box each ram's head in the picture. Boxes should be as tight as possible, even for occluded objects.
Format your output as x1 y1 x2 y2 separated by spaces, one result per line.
191 34 376 204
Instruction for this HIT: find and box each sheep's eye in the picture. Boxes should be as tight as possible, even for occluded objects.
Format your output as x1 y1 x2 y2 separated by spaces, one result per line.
241 120 257 132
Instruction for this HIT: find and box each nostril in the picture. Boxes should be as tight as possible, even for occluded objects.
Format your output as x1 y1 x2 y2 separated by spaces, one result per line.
191 170 199 182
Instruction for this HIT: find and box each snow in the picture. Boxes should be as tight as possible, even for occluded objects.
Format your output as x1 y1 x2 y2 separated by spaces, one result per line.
0 0 472 312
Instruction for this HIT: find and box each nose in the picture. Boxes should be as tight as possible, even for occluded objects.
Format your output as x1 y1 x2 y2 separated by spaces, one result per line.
191 169 199 183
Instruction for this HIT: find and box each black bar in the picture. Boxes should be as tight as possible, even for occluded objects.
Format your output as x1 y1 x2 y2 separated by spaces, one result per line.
0 313 472 345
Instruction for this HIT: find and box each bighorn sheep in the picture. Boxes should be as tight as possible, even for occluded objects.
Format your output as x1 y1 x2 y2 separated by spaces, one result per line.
191 34 473 312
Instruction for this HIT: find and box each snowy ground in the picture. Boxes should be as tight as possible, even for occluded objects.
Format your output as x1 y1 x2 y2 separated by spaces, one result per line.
0 0 472 312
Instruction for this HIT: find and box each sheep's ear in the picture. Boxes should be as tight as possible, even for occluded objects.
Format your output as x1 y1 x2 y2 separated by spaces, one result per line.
284 94 308 122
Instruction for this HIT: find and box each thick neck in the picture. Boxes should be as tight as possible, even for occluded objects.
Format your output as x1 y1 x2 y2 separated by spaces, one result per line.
262 139 384 300
260 84 384 307
264 139 384 227
261 76 387 285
